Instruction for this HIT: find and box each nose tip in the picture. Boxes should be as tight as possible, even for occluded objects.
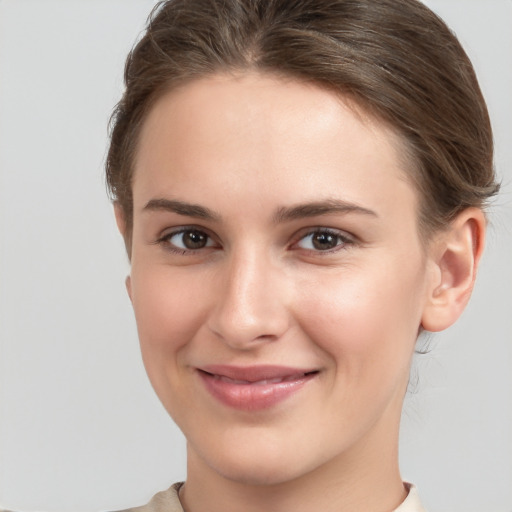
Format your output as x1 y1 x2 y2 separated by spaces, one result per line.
209 288 290 349
209 317 282 349
207 256 290 349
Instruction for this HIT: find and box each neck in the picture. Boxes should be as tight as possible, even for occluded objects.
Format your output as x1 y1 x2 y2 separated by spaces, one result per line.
180 411 406 512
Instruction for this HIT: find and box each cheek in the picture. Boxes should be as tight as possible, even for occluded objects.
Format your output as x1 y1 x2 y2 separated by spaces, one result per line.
295 260 426 379
128 265 217 423
130 266 208 368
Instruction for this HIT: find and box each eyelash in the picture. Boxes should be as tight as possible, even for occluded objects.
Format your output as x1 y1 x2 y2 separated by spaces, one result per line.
155 227 218 255
292 228 354 254
155 227 355 255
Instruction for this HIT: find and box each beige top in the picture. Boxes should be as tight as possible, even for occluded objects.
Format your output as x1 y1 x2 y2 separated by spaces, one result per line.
120 482 426 512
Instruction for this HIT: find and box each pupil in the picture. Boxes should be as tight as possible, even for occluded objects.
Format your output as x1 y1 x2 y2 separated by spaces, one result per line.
312 232 337 250
183 231 207 249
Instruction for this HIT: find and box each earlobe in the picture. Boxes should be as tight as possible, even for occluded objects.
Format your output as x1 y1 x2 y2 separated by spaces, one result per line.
421 208 486 332
125 275 133 303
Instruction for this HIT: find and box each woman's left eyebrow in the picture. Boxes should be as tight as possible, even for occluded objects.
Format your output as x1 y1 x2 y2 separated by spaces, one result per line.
273 200 378 223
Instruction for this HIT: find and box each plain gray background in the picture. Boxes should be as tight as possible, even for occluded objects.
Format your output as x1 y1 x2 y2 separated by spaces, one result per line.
0 1 511 511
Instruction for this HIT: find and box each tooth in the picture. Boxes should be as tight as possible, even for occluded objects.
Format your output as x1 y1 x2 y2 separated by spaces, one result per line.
286 373 306 381
218 376 250 384
254 377 286 385
213 373 311 385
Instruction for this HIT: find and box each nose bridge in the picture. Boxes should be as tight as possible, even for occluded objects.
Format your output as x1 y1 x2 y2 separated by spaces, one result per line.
208 244 289 348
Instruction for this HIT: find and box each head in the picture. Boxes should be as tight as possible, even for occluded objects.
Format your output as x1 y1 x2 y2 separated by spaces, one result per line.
106 0 499 490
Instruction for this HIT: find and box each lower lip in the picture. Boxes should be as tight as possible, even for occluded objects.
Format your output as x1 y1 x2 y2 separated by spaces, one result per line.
198 371 317 411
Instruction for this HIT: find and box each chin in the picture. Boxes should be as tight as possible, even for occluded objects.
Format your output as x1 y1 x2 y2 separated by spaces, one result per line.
213 457 308 487
189 432 331 488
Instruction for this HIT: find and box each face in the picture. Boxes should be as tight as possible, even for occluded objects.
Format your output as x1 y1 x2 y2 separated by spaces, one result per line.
127 72 434 485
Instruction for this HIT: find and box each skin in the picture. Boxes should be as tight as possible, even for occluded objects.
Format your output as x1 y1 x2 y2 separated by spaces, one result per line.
116 72 485 512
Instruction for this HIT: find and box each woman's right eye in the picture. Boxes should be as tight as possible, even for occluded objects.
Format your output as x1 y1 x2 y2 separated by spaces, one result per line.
159 228 216 252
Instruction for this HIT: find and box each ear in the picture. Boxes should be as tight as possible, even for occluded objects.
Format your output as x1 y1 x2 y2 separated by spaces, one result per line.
114 202 127 236
114 202 133 260
125 274 133 303
114 203 133 302
421 208 486 332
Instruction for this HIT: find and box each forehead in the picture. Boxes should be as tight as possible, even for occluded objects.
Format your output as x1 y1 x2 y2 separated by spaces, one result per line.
133 72 417 222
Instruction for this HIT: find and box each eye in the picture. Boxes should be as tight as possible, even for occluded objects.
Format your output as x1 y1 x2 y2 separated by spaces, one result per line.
295 229 352 252
160 228 216 252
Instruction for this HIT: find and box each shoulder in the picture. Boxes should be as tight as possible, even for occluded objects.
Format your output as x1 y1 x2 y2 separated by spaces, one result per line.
116 482 184 512
394 483 427 512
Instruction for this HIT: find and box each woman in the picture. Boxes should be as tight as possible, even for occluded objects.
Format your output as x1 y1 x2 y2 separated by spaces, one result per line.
106 0 499 511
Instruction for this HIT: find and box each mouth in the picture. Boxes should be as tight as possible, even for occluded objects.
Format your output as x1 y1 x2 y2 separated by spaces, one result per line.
196 365 319 411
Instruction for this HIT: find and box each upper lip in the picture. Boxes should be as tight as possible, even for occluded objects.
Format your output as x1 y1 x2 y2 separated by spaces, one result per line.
197 365 318 383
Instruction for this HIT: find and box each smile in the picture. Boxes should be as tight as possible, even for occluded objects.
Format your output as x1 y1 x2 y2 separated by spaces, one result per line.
197 365 319 411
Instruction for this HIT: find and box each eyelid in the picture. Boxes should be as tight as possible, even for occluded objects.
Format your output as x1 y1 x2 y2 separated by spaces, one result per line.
153 225 356 255
291 227 356 253
155 225 220 253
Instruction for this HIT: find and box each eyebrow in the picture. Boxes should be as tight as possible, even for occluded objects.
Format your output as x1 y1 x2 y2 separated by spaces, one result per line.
143 198 219 221
143 197 377 223
273 199 378 223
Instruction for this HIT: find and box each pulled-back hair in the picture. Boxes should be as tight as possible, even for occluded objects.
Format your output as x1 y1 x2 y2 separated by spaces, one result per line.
106 0 499 253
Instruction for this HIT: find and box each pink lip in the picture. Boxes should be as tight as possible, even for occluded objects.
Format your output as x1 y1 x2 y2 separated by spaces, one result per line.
197 365 318 411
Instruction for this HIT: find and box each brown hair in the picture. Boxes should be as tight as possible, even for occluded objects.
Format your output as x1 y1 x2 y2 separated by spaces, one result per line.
106 0 499 254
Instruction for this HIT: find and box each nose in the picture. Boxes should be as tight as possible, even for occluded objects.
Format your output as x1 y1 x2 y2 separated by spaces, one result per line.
207 248 291 350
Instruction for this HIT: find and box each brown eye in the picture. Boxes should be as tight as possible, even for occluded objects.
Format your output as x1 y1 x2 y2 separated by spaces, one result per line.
296 229 352 252
182 230 209 249
311 232 338 250
165 229 215 251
